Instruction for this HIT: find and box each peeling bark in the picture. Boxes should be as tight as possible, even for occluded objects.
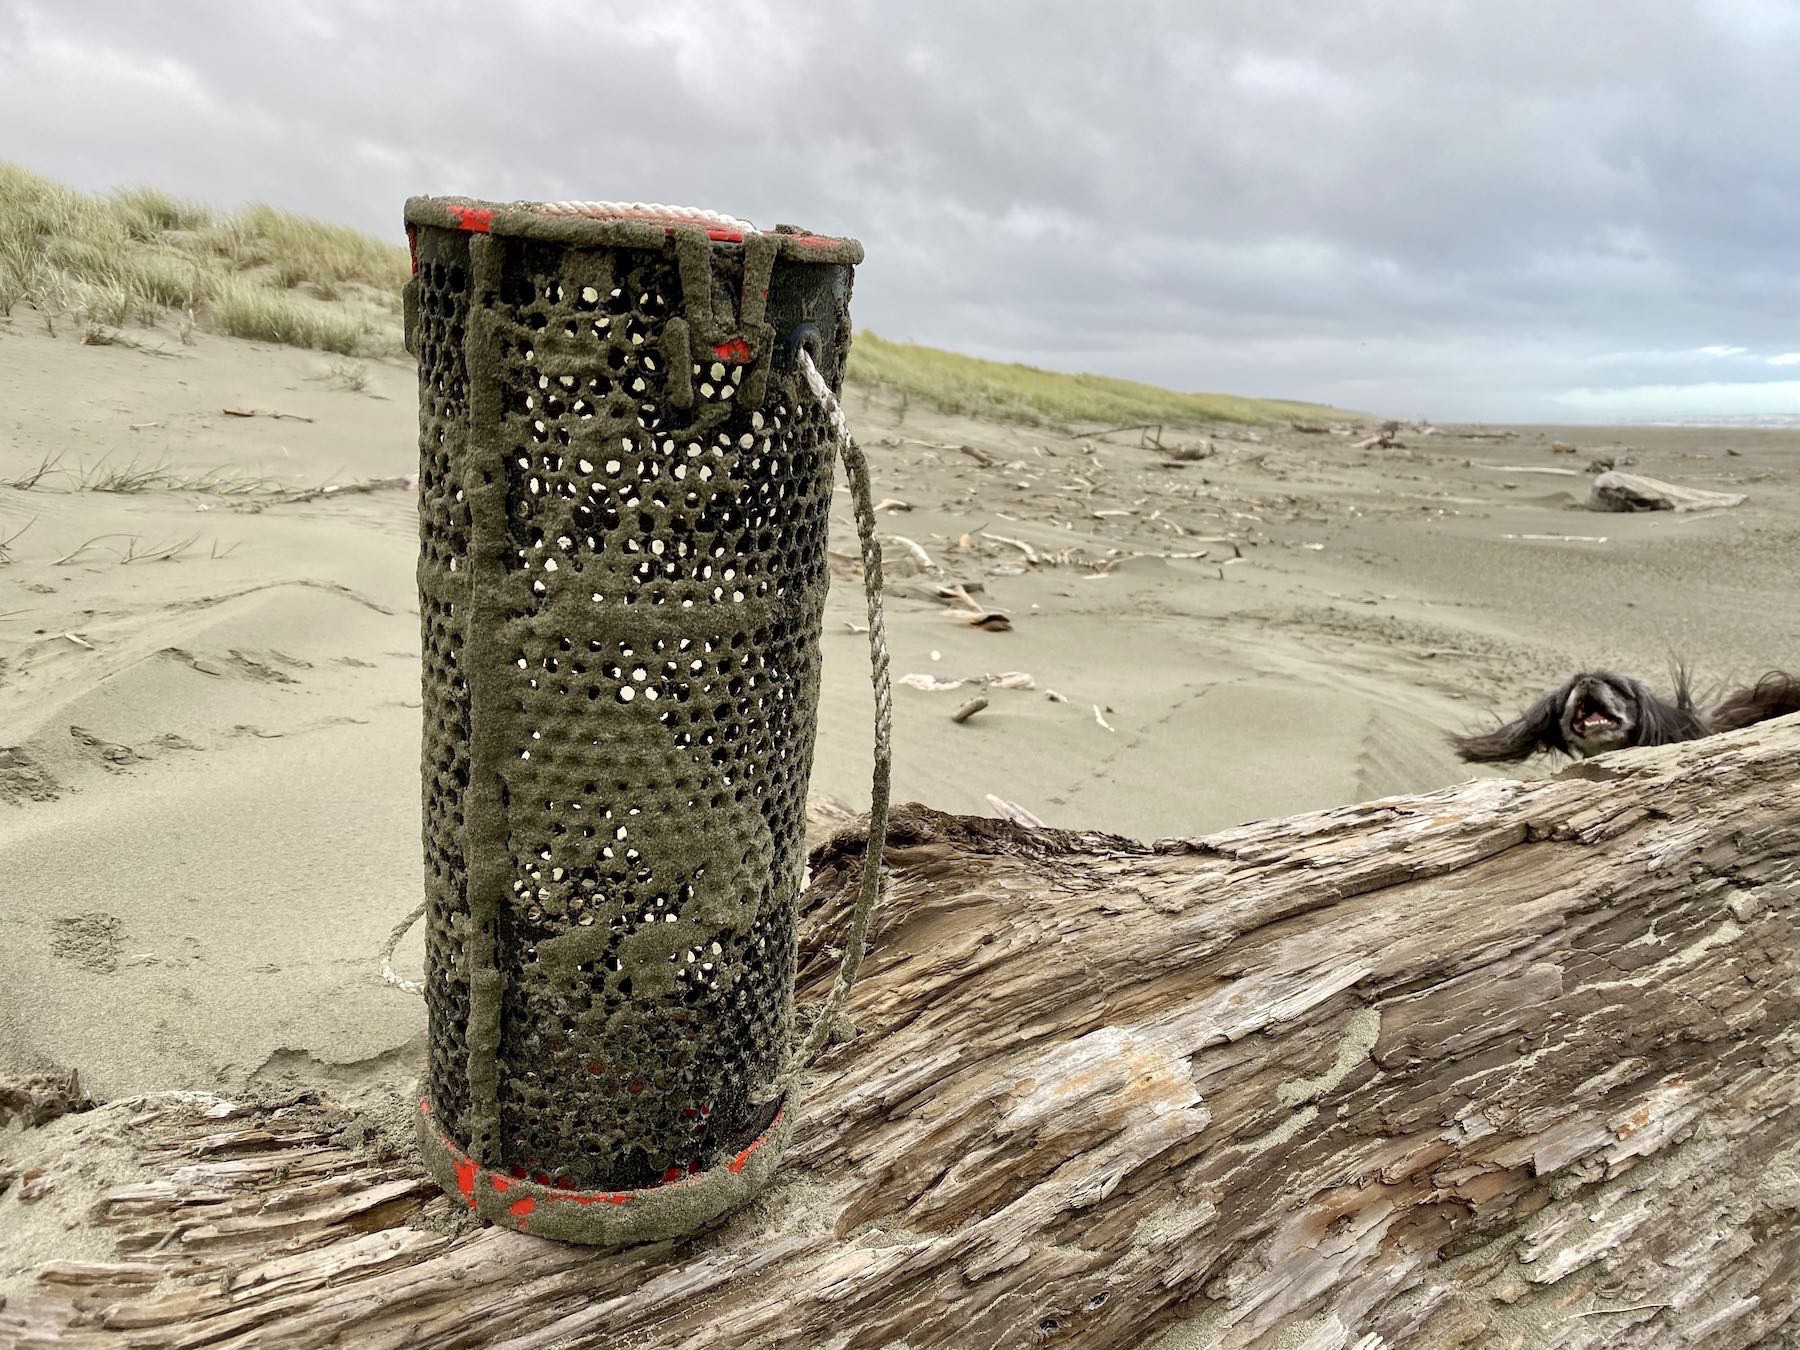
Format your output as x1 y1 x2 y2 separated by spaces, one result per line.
2 719 1797 1349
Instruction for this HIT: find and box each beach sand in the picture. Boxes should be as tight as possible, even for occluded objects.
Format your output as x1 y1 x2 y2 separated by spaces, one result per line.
2 318 1795 1139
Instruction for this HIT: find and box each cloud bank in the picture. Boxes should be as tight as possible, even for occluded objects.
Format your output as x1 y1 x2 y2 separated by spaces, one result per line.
6 0 1799 420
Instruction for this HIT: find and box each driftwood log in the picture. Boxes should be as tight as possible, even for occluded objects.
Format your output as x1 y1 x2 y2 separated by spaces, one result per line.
1586 470 1747 514
2 718 1798 1348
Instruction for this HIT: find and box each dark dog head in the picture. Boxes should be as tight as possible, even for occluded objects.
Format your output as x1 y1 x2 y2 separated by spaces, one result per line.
1453 669 1705 763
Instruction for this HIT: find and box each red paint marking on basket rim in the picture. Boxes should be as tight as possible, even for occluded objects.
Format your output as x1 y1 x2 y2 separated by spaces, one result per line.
406 225 419 276
509 1197 536 1219
705 227 745 243
450 204 493 234
491 1176 510 1192
713 338 753 363
790 234 842 249
453 1156 478 1206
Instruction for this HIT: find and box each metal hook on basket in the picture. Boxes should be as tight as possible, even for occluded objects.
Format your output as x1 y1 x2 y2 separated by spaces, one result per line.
780 320 823 371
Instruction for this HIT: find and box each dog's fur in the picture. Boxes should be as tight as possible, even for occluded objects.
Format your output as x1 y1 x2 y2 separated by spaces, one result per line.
1707 670 1800 734
1453 669 1707 763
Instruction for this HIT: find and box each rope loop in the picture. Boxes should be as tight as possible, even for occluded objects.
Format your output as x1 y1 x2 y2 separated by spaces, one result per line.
780 350 893 1084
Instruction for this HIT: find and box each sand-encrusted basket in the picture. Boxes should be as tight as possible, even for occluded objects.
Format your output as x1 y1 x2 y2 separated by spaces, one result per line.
402 197 885 1244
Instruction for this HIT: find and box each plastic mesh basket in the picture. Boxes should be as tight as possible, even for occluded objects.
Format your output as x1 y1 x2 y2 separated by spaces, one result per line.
404 197 861 1243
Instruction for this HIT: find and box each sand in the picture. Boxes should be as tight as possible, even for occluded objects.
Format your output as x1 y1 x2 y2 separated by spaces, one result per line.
1 318 1795 1125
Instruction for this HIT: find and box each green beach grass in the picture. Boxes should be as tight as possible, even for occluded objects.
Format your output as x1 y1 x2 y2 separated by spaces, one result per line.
847 333 1354 427
0 162 404 355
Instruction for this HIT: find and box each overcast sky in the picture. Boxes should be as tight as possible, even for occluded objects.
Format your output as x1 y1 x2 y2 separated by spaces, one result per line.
6 0 1800 421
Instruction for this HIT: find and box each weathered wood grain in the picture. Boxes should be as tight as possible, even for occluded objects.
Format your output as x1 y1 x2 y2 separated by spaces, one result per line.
2 717 1797 1349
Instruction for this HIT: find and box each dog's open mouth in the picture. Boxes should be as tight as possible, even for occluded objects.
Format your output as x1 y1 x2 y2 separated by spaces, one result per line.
1571 696 1621 735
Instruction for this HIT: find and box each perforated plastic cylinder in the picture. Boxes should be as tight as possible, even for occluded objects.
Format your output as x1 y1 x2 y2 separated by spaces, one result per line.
403 197 860 1243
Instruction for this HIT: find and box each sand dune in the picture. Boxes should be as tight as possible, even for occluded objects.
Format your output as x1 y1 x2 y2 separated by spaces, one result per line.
3 315 1797 1129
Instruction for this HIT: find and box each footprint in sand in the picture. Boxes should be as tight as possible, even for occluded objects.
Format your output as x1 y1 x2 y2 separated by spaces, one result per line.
0 746 59 803
160 648 310 684
226 650 303 684
50 912 123 974
68 725 143 769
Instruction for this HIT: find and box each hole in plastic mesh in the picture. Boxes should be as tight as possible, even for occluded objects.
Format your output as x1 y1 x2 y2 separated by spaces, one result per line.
424 235 838 1190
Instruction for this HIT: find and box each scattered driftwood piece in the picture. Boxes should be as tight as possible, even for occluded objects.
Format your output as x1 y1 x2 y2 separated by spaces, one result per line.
899 673 965 693
1077 422 1168 450
899 671 1035 695
1161 439 1213 464
236 475 416 512
4 723 1796 1348
950 695 988 724
1501 533 1610 544
222 408 315 423
1351 420 1405 451
985 533 1038 563
935 583 986 612
1092 703 1115 731
1551 441 1578 454
1475 464 1581 478
1587 471 1747 514
874 498 913 514
934 583 1011 631
1290 420 1329 434
1456 427 1520 441
897 439 999 470
983 794 1045 829
885 535 939 573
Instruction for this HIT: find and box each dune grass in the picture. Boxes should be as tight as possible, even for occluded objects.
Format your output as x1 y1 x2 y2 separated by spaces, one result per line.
847 333 1355 428
0 161 404 355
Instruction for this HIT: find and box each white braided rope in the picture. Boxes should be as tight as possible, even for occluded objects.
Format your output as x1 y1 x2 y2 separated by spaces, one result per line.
533 200 755 232
782 349 892 1083
380 898 426 995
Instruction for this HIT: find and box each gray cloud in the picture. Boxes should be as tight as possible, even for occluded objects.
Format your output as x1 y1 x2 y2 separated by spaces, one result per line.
6 0 1799 419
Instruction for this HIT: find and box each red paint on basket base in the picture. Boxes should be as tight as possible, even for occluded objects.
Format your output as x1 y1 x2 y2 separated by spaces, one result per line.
713 338 753 363
417 1096 782 1223
727 1108 784 1174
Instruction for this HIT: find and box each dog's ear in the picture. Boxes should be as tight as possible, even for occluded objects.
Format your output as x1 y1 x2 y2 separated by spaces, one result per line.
1627 673 1706 746
1452 684 1570 762
1710 671 1800 733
